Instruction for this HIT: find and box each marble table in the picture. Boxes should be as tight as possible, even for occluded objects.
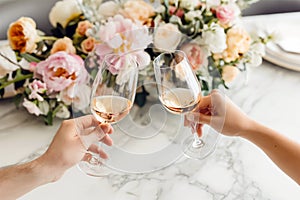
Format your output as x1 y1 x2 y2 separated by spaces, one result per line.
1 61 300 200
1 16 300 200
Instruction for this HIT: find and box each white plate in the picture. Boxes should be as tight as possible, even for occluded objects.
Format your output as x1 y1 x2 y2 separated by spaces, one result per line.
243 12 300 72
264 42 300 72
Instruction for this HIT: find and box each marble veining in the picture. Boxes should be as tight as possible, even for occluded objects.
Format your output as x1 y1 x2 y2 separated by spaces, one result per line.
1 61 300 199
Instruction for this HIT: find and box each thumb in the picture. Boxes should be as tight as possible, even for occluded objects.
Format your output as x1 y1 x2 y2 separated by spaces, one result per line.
186 112 211 125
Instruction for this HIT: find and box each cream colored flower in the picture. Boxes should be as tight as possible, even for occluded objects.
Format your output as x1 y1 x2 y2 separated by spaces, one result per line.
7 17 39 53
222 65 239 83
50 37 76 55
98 1 120 18
49 0 82 28
0 44 18 78
122 0 155 23
219 27 251 62
154 23 181 52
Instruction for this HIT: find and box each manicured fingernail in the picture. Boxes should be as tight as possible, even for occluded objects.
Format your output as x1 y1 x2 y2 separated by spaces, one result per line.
186 114 194 121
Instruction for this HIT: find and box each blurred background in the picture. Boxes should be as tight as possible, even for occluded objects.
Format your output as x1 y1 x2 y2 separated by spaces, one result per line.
0 0 300 39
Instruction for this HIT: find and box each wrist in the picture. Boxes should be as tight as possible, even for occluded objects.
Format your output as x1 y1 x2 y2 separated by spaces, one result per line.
239 118 262 139
34 155 65 184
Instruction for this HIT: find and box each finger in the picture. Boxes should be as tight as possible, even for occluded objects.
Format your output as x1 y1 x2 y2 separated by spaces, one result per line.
196 123 203 137
86 144 109 159
184 116 192 127
99 123 113 134
76 115 100 129
98 148 109 159
186 112 211 124
100 135 113 146
195 95 212 111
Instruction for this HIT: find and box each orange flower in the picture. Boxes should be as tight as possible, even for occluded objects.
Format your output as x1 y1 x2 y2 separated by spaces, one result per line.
81 37 96 54
50 37 76 55
7 17 39 53
76 20 93 36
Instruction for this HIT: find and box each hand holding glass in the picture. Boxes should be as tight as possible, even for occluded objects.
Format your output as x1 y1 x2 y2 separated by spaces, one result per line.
153 50 219 159
78 53 138 176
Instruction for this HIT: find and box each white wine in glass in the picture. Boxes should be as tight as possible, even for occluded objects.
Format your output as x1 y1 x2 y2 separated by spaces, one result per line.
154 50 219 159
78 53 138 176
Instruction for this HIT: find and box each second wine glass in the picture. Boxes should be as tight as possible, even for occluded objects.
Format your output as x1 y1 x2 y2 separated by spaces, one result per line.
153 50 219 160
78 53 139 176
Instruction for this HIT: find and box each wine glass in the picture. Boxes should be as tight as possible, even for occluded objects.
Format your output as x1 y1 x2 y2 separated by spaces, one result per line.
153 50 219 160
77 52 139 176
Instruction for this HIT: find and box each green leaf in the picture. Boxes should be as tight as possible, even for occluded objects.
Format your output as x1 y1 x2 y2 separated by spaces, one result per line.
44 111 53 126
20 53 41 63
13 93 23 108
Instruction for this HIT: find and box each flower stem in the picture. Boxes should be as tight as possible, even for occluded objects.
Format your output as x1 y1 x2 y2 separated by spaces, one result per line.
0 74 33 90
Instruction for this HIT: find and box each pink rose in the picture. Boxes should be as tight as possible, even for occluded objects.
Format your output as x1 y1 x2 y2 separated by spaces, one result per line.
35 51 88 92
180 43 208 71
28 80 47 101
216 5 235 25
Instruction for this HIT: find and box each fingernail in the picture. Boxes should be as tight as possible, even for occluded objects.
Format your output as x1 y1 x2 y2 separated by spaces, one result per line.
186 113 194 121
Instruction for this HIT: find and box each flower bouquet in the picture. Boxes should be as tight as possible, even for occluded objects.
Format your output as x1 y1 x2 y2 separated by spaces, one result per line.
0 0 274 125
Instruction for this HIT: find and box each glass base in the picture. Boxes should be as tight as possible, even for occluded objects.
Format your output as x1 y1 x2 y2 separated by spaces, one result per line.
77 153 111 177
182 126 219 160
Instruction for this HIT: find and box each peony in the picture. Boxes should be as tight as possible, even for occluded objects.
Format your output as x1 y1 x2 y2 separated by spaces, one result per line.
35 51 89 92
50 37 76 55
28 80 47 101
49 0 82 28
122 0 155 23
7 17 39 53
216 5 235 25
55 104 70 118
81 37 96 54
154 23 182 52
98 1 120 18
23 98 42 116
199 23 227 53
94 15 152 73
76 20 93 36
0 44 18 78
180 43 208 71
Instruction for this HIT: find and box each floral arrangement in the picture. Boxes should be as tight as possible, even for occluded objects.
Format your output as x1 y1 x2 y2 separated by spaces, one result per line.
0 0 274 125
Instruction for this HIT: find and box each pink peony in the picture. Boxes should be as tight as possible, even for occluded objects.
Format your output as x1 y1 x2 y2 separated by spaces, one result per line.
94 14 152 74
181 43 208 71
35 51 89 92
216 5 235 25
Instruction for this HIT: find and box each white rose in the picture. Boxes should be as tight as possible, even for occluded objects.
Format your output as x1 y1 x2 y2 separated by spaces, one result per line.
98 1 120 18
49 0 82 28
55 104 71 119
180 0 199 10
0 44 18 78
154 23 182 52
200 24 227 53
23 98 42 116
38 101 50 115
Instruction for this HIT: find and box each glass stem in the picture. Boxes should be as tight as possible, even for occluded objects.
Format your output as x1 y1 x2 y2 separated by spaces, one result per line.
192 123 204 148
